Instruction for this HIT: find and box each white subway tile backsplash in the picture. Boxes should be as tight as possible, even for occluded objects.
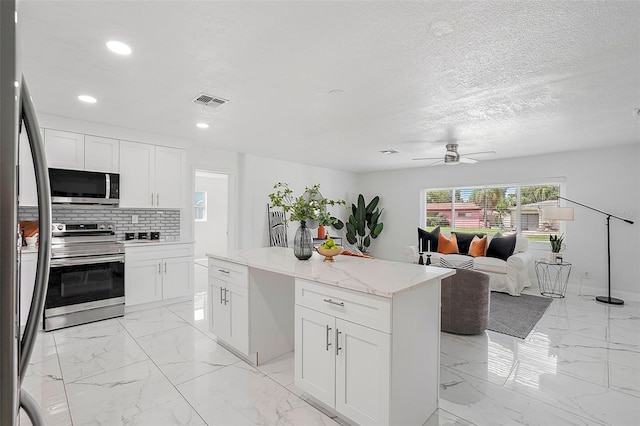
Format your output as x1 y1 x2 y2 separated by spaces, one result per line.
18 207 180 241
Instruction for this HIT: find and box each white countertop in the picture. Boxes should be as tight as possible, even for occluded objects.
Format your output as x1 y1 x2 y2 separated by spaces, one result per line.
206 247 454 298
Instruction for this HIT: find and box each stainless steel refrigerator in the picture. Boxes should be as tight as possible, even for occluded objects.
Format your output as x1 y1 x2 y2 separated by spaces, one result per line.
1 0 52 424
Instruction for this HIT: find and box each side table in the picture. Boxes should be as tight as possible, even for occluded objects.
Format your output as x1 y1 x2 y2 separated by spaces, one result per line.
535 259 572 298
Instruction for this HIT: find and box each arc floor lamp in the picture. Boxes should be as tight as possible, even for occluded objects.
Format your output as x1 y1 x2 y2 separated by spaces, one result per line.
542 196 634 305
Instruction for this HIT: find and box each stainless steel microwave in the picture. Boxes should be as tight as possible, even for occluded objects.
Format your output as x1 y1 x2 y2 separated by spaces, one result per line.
49 168 120 205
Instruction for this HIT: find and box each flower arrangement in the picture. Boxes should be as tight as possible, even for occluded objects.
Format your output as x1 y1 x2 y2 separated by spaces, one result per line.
549 233 564 253
268 182 346 226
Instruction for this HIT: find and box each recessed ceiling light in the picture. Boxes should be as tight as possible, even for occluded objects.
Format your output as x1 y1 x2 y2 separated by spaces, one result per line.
380 149 399 155
78 95 97 104
106 40 132 55
196 123 209 129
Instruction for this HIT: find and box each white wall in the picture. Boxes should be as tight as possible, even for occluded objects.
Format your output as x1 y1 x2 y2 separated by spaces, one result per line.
356 144 640 301
194 172 228 258
238 154 358 249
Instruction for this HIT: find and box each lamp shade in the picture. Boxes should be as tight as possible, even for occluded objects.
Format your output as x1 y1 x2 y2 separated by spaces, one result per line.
541 206 575 221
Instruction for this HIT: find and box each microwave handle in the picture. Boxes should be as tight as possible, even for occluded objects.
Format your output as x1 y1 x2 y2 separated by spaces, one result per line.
18 77 52 384
105 173 110 199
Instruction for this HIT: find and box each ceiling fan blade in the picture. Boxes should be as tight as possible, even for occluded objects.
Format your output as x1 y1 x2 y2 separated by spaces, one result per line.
429 160 444 166
412 157 441 161
459 157 478 164
460 150 496 157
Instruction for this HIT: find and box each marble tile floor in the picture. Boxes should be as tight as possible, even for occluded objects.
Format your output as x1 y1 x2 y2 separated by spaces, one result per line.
18 262 640 425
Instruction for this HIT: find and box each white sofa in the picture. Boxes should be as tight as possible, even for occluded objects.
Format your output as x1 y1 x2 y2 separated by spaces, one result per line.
404 234 533 296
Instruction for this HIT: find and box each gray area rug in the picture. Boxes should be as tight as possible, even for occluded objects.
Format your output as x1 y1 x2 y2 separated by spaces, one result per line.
487 292 552 339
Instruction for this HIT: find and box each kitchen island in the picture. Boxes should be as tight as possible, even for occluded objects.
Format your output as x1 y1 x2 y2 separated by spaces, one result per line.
207 246 454 426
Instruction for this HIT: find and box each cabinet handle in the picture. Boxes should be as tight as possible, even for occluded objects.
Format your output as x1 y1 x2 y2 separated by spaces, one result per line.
164 262 167 273
224 288 229 305
158 262 161 274
326 325 332 351
323 298 345 307
336 329 342 356
151 193 154 206
218 269 229 274
219 287 224 304
156 193 160 205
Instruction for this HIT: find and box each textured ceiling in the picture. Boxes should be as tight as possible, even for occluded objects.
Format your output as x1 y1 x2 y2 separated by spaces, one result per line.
18 1 640 173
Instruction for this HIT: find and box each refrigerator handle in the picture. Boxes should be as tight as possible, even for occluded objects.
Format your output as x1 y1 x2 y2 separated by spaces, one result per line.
18 77 51 385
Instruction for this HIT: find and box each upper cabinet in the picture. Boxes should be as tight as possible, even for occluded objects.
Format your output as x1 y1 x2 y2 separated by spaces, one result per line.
119 141 185 209
84 135 119 173
44 129 85 170
44 129 119 172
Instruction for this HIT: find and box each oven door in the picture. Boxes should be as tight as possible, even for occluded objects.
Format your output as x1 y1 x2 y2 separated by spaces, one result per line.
46 255 125 315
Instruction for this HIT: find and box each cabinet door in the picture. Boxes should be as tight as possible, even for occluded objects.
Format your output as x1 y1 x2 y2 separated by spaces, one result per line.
85 135 119 172
209 277 230 342
294 305 336 408
18 130 38 207
125 258 162 306
162 256 193 300
44 129 85 169
227 283 249 356
155 146 184 208
335 319 390 426
119 140 155 207
19 253 38 327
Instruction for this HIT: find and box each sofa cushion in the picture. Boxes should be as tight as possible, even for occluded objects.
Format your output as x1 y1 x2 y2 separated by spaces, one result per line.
486 232 517 261
473 256 508 274
452 232 486 255
417 226 440 252
468 235 488 257
438 232 459 254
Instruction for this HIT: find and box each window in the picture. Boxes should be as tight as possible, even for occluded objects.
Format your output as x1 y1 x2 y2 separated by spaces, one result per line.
194 191 207 221
425 183 561 242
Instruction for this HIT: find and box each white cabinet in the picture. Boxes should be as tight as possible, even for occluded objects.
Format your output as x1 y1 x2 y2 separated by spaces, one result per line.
208 259 249 355
295 284 391 426
44 129 120 172
44 129 85 170
125 243 194 306
84 135 119 172
120 141 185 208
19 252 38 327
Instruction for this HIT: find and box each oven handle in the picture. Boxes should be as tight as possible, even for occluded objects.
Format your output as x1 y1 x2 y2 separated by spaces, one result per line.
50 255 125 267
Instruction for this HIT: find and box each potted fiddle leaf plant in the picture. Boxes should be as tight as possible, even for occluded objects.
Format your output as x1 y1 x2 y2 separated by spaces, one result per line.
268 182 345 260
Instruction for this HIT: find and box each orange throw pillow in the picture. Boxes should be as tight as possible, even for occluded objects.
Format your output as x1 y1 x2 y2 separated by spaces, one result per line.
468 235 488 257
437 233 459 254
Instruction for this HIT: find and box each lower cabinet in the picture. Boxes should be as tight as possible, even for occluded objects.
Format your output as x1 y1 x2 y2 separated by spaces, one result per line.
125 243 194 306
295 304 390 425
208 277 249 355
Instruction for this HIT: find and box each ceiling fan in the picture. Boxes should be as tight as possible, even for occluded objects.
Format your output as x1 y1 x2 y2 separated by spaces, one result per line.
413 143 496 166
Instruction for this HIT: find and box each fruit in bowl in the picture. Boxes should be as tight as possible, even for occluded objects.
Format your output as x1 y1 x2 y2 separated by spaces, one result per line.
317 238 343 262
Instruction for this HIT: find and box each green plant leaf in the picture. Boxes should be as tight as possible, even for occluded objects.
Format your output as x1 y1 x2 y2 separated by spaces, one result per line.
332 217 344 230
372 222 383 238
364 235 371 247
346 233 357 245
365 196 379 215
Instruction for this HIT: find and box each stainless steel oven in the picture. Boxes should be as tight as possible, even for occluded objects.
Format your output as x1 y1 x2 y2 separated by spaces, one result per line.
44 222 125 331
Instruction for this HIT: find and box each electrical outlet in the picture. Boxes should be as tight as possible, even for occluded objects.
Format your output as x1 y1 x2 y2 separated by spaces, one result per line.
132 215 139 224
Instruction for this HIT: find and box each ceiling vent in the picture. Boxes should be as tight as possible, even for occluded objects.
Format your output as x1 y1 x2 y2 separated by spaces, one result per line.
193 93 229 109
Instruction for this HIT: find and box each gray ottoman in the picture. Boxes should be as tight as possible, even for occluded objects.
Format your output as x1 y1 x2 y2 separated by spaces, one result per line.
441 268 490 335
